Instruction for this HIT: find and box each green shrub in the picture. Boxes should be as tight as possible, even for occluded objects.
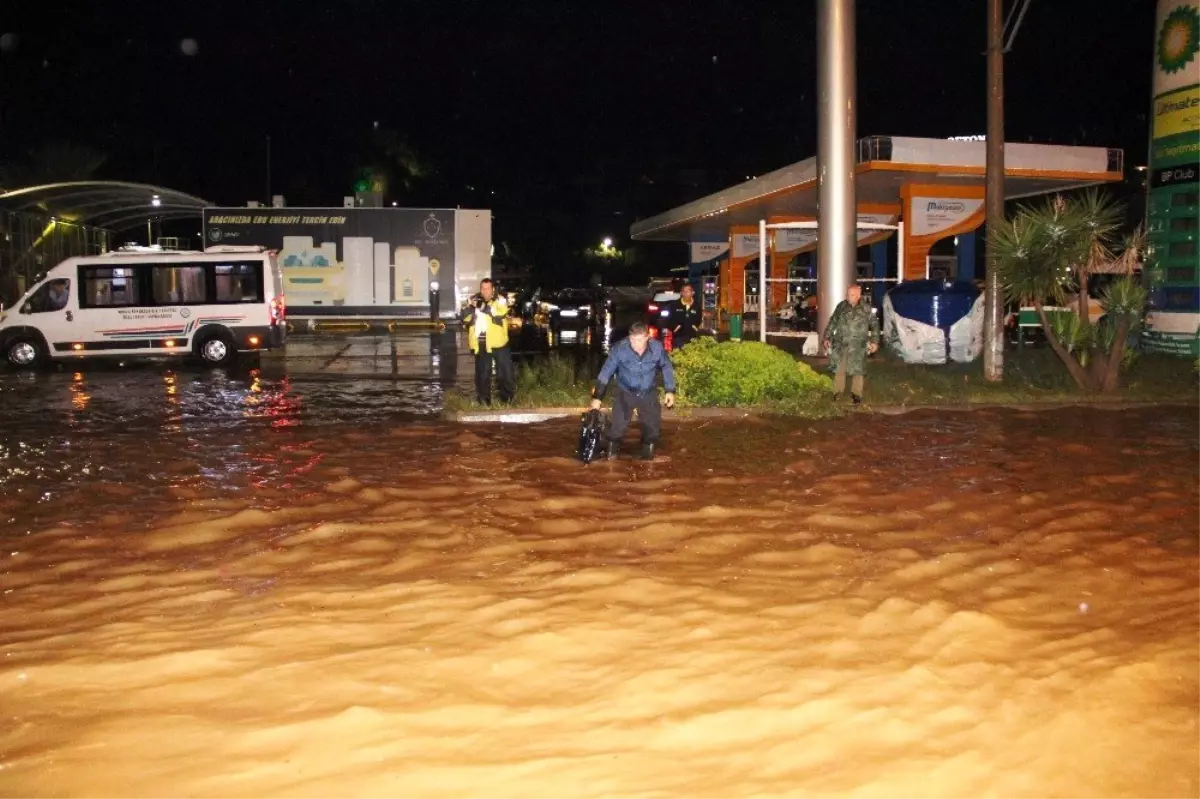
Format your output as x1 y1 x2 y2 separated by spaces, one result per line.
508 355 593 407
445 354 592 411
671 338 833 409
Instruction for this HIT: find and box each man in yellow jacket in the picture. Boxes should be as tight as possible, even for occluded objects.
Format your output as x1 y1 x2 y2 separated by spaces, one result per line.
466 278 515 404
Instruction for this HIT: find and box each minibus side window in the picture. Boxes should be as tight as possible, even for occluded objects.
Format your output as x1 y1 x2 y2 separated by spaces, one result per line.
151 265 208 305
81 267 142 308
214 262 263 303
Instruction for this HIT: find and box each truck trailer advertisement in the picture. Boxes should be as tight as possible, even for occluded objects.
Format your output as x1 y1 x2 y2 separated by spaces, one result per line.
202 207 491 318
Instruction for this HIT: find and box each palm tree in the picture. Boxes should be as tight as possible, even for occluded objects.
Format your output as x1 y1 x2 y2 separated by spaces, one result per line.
353 126 428 201
988 189 1145 392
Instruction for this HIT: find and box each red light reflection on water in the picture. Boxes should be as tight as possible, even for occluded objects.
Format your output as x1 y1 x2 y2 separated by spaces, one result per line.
241 372 303 428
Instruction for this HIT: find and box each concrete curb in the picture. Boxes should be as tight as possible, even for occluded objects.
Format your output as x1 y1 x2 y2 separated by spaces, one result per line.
446 400 1198 424
445 406 763 423
866 400 1199 416
448 408 581 424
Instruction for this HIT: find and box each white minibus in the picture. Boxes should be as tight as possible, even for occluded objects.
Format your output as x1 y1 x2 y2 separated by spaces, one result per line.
0 245 286 368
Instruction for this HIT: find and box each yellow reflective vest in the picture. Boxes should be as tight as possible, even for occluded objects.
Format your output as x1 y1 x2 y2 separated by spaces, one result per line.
467 297 510 353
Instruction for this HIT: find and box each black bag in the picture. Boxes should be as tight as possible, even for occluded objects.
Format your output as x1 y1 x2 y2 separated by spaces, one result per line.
577 408 608 464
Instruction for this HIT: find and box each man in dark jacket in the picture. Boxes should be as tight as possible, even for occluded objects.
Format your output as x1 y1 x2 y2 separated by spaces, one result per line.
664 283 703 348
590 322 677 460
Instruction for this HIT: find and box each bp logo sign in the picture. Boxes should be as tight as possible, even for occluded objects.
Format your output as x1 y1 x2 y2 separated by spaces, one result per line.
1158 4 1200 75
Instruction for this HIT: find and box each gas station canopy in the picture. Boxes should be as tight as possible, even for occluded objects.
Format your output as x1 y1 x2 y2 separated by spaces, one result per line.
630 136 1124 243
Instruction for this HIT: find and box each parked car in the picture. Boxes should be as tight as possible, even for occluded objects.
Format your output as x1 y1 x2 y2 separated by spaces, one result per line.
647 277 682 295
646 288 680 336
541 288 596 329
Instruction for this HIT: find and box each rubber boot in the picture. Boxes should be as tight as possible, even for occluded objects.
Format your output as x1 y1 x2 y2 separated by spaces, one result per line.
640 441 656 461
606 440 620 459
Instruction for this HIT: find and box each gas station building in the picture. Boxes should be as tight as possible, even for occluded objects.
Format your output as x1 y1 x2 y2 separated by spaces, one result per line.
630 135 1124 319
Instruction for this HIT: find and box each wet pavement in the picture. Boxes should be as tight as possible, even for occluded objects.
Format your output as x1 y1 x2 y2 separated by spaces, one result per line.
0 330 1197 797
0 323 624 512
271 330 470 382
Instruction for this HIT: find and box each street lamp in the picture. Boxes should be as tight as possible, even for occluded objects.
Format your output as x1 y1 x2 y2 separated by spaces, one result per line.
148 195 162 246
429 280 440 325
602 237 613 250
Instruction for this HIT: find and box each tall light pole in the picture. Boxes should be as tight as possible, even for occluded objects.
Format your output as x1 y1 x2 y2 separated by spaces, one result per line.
148 194 162 247
817 0 857 338
983 0 1006 381
266 135 272 205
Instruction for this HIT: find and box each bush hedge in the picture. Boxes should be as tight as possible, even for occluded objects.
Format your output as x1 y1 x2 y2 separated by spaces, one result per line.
671 338 834 414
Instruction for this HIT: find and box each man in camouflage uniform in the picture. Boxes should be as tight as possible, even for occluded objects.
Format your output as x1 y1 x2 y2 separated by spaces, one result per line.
821 283 879 405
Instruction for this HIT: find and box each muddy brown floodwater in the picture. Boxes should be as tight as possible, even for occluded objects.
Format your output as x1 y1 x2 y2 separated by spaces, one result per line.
0 374 1197 797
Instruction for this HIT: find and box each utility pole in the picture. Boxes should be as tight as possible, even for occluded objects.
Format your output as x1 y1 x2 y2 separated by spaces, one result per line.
983 0 1006 381
265 135 272 205
816 0 857 339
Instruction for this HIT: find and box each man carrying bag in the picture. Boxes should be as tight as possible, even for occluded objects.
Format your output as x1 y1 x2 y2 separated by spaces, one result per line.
589 322 676 460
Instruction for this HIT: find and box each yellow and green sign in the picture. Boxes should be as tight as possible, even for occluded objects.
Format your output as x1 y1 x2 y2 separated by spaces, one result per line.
1152 1 1200 151
1145 1 1200 358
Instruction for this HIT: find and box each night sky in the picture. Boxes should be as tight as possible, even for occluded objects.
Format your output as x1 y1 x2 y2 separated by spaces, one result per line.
0 0 1156 278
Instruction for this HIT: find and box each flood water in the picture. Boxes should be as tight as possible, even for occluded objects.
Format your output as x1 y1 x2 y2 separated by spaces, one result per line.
1 351 1197 797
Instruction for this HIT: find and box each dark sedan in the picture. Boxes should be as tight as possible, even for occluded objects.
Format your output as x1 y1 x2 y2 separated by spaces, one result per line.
541 289 598 329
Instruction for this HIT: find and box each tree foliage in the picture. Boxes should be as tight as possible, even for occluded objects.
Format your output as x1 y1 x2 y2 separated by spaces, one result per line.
988 190 1145 392
353 125 428 200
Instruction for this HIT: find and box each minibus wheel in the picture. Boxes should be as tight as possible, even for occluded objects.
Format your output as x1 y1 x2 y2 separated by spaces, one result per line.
197 333 236 366
5 337 45 369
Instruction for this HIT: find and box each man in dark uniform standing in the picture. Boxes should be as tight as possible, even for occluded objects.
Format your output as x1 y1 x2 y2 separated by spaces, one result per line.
664 283 703 348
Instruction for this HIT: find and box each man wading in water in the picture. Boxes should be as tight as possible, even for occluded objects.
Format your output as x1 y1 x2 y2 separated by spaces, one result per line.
590 322 676 460
822 283 879 405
